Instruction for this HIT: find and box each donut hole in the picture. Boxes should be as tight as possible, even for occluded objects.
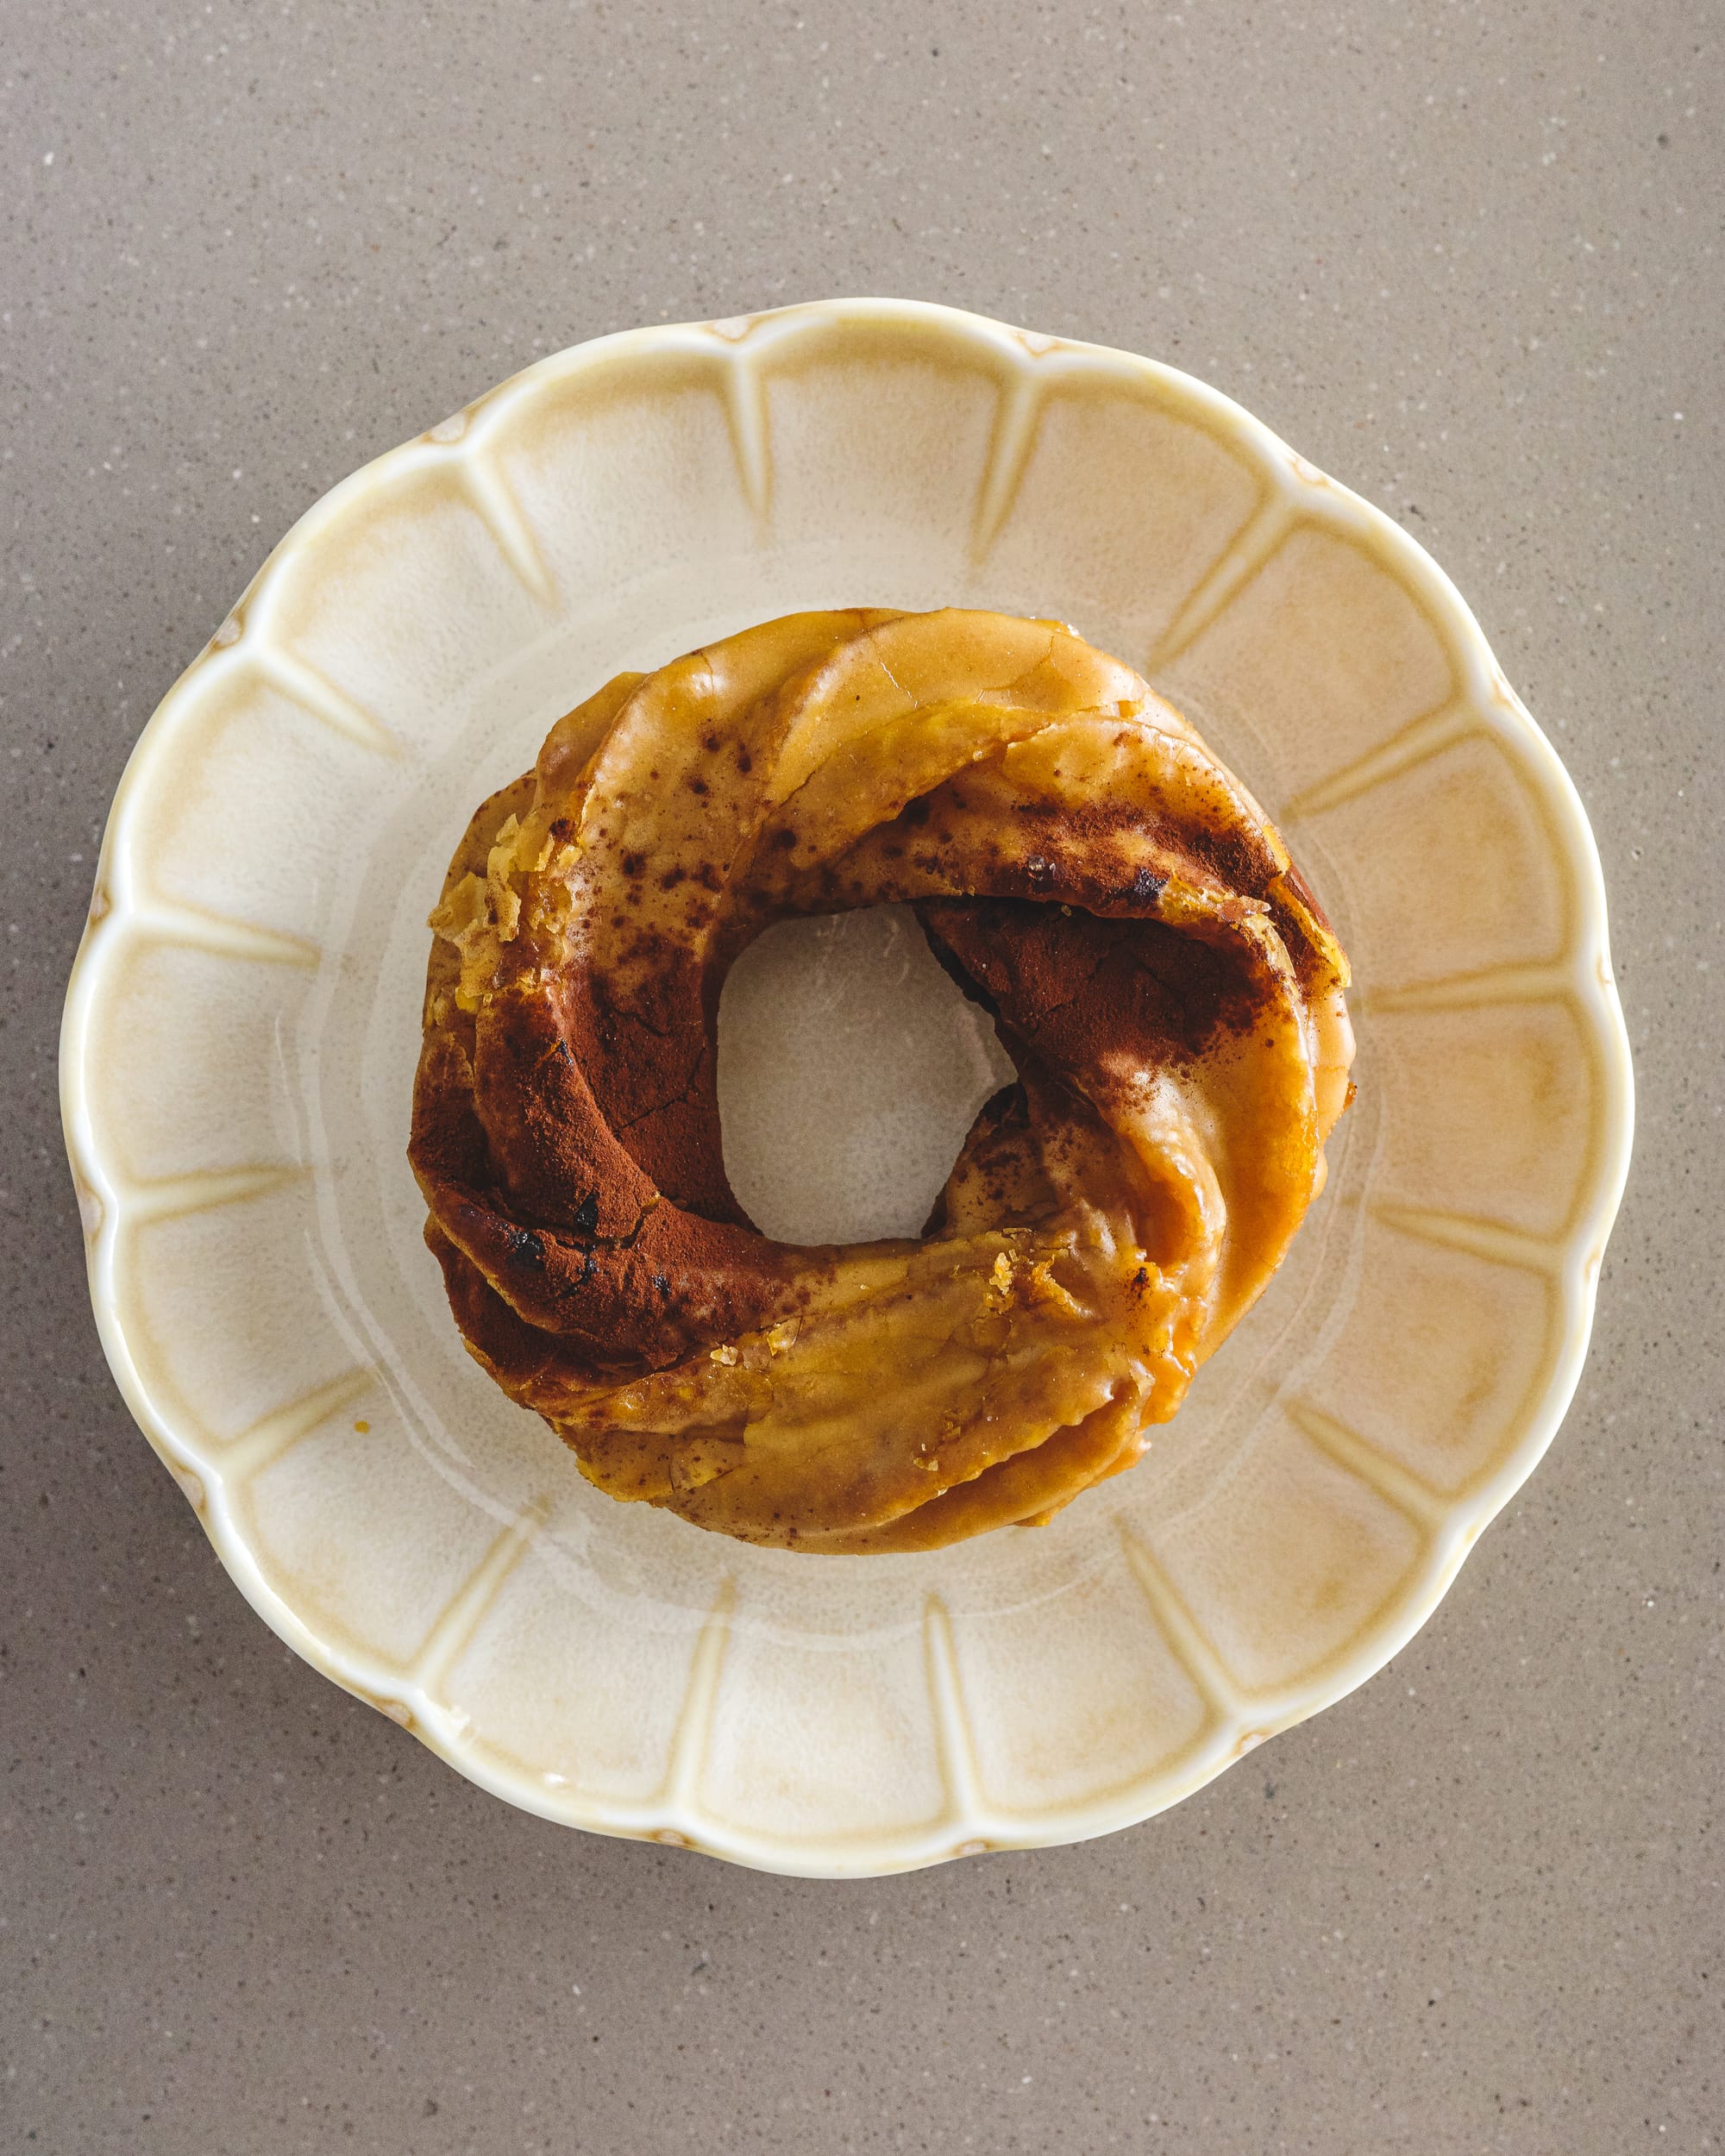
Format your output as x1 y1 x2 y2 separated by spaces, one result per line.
716 906 1016 1246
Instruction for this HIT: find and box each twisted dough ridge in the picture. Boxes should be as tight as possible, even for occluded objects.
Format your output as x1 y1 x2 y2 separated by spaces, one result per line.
411 609 1353 1552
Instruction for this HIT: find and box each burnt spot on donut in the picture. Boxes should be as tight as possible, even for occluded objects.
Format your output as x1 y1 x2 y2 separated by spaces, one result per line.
687 776 709 798
1120 865 1167 909
621 850 647 881
660 865 687 891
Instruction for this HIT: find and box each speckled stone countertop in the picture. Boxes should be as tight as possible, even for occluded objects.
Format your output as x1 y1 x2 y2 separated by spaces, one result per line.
4 4 1718 2151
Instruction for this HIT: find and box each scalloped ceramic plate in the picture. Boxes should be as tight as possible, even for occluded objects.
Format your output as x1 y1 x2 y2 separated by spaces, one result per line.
61 300 1631 1875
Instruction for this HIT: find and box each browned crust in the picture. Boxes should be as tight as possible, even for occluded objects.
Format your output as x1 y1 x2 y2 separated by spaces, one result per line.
409 610 1352 1551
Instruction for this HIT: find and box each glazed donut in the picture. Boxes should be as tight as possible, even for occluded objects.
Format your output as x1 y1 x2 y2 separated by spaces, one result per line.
410 609 1353 1553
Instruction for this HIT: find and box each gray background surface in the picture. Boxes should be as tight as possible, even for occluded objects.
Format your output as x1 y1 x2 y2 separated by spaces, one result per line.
4 3 1720 2150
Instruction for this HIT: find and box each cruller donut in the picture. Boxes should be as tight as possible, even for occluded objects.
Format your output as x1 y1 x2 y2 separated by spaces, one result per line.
410 608 1353 1553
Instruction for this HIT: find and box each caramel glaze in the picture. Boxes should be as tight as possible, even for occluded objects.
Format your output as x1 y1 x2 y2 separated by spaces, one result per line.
410 609 1354 1552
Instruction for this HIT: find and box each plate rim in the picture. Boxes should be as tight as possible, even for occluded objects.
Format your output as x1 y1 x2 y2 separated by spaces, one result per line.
60 296 1635 1875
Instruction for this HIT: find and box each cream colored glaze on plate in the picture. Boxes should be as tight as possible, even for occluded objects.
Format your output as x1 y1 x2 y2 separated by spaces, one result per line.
60 300 1633 1876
